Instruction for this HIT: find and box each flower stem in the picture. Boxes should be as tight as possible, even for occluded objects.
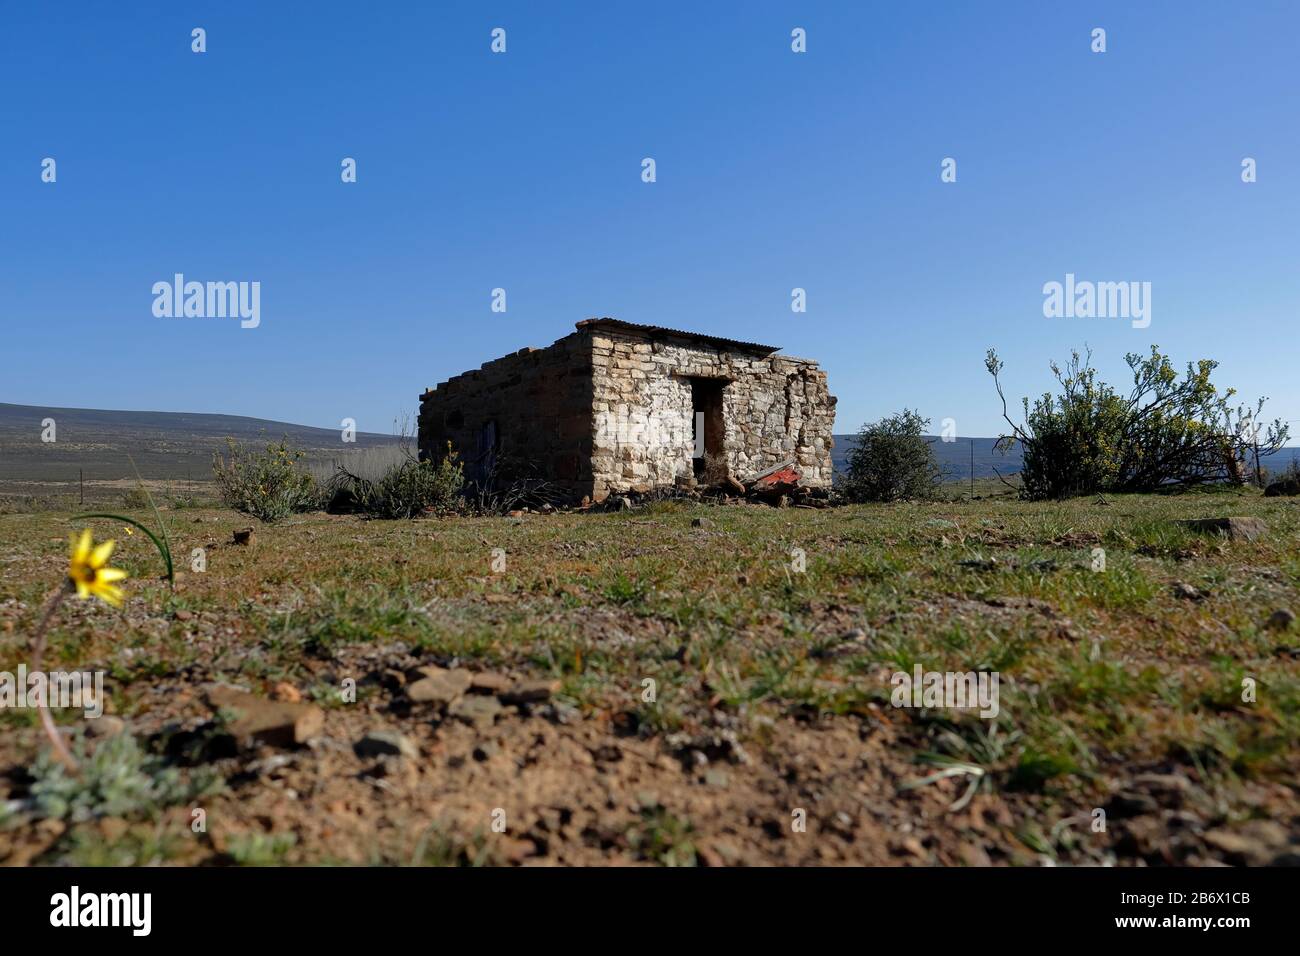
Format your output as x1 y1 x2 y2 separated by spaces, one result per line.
31 585 79 774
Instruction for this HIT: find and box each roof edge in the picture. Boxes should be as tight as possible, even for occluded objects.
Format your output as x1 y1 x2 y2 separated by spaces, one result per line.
576 318 781 356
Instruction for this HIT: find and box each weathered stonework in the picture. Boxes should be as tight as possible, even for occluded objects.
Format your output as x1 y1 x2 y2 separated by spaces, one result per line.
418 319 836 502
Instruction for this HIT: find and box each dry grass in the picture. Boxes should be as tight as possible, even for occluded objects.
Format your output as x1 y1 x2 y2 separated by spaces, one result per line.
0 487 1297 866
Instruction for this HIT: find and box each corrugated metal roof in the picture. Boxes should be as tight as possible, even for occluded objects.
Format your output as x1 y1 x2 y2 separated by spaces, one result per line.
575 318 781 356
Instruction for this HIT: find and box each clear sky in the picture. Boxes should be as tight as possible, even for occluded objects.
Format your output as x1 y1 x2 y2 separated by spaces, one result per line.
3 1 1297 438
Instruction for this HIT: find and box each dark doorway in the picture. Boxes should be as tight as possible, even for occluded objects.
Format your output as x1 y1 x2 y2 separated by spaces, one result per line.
690 378 727 480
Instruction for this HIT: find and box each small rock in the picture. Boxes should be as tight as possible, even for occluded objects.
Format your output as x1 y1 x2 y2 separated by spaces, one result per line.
84 715 127 739
248 753 295 776
354 729 418 760
448 694 502 729
704 768 730 788
496 836 537 864
696 842 727 868
1106 789 1159 818
365 755 419 788
1203 822 1289 865
407 668 473 706
469 671 513 694
959 843 993 867
1129 772 1193 802
500 678 561 705
892 836 926 859
271 682 302 703
1180 517 1268 542
204 685 323 748
1265 608 1296 631
174 609 193 621
540 700 579 724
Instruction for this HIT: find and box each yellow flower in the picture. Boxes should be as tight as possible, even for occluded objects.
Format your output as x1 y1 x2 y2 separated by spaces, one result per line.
67 529 129 607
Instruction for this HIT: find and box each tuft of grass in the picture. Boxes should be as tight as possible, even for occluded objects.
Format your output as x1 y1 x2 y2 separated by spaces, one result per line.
627 806 697 866
604 573 649 607
224 830 298 866
57 820 190 866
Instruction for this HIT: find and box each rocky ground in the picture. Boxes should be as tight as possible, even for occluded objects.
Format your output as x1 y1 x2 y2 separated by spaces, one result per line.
1 489 1298 866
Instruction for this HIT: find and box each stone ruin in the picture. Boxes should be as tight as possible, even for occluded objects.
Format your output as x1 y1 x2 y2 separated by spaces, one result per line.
417 318 836 503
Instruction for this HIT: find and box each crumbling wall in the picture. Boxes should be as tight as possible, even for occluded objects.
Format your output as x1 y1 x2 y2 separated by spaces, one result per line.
417 333 594 499
420 323 836 504
589 329 836 500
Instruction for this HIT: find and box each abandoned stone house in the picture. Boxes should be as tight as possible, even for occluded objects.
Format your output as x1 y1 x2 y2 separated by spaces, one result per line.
417 318 836 503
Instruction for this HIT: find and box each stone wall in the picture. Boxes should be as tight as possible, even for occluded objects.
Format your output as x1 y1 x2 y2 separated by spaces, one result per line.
417 333 594 499
419 322 836 503
589 328 836 500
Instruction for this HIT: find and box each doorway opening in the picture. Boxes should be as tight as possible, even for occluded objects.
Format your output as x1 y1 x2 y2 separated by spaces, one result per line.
689 377 727 481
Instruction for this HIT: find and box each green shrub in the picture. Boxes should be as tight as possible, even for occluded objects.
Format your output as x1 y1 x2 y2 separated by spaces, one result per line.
163 489 207 509
212 438 320 522
329 447 463 519
986 346 1290 500
122 487 152 510
31 732 215 823
841 409 943 502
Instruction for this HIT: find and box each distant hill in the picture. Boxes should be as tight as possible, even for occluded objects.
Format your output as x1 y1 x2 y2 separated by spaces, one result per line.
831 434 1300 483
0 403 401 482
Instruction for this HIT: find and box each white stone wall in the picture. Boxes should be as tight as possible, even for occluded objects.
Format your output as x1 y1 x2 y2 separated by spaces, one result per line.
421 323 836 503
589 329 836 498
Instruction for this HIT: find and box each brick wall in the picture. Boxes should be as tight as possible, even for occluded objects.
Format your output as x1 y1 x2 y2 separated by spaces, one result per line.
417 333 594 500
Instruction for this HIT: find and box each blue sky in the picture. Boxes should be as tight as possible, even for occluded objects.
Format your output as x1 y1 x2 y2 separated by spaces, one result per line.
3 1 1297 439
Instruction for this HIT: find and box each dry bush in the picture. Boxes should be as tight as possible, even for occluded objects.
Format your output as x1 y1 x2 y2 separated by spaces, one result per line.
211 438 320 522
